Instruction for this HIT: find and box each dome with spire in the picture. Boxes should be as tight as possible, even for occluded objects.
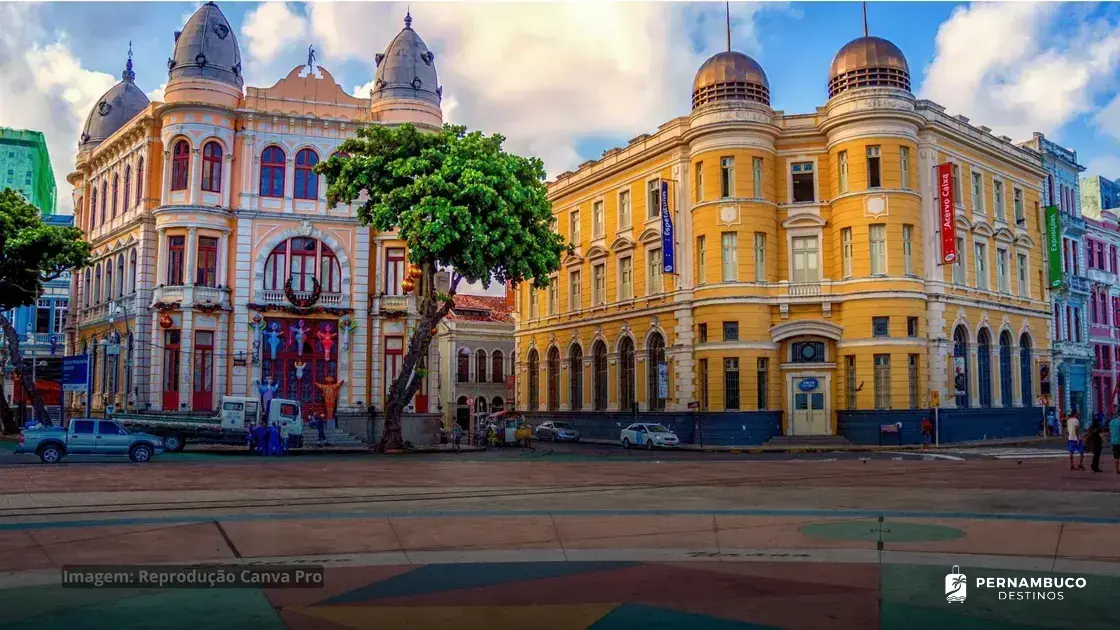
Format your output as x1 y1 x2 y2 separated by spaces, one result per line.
79 47 150 152
167 1 243 89
692 51 771 110
371 12 442 108
827 36 910 99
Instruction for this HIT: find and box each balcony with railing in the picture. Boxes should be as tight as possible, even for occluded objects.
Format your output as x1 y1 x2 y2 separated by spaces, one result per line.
1066 275 1091 294
257 289 343 307
1087 267 1116 286
152 285 232 309
376 294 413 314
786 280 834 298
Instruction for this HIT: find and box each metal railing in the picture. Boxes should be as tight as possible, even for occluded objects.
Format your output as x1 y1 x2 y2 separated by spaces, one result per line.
259 289 343 306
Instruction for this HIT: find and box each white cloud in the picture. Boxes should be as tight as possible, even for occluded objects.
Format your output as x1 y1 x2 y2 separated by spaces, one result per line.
920 3 1120 141
1086 154 1120 178
146 82 167 103
1094 92 1120 143
0 4 117 213
241 2 307 66
256 2 774 178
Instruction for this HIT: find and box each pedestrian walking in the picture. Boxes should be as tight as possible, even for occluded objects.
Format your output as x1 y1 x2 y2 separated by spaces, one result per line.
1085 417 1104 473
1109 414 1120 475
1067 411 1085 471
919 416 933 449
453 423 463 453
317 414 327 444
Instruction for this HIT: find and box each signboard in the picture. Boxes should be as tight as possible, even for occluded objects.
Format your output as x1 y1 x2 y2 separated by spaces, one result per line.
1039 362 1051 397
798 378 819 392
657 363 669 399
937 163 957 264
1045 205 1062 288
660 180 675 274
687 401 699 409
61 355 89 393
953 356 967 397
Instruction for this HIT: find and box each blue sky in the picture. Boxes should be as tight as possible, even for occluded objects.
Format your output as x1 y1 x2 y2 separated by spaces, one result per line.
4 1 1120 215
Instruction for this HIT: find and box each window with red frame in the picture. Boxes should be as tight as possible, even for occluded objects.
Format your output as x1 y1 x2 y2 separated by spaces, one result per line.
111 173 119 219
1074 308 1082 342
1114 297 1120 328
1066 305 1072 341
263 238 341 292
167 235 186 285
259 146 285 197
1054 304 1061 340
1112 246 1118 274
294 149 319 200
1091 291 1098 324
385 337 404 395
1063 239 1070 273
385 248 405 295
196 236 218 287
201 142 222 193
171 140 190 191
1073 241 1080 275
136 157 144 204
123 165 131 211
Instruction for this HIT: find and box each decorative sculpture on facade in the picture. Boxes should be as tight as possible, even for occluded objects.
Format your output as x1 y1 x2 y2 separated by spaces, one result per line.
316 322 336 360
314 375 345 420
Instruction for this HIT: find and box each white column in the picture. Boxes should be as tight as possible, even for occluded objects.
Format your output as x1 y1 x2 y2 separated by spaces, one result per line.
969 347 980 408
160 150 172 206
217 232 229 289
179 311 193 411
188 148 202 205
582 357 593 411
154 228 168 288
283 158 295 213
150 311 164 410
185 227 198 285
1012 349 1023 407
221 154 233 208
991 346 1003 408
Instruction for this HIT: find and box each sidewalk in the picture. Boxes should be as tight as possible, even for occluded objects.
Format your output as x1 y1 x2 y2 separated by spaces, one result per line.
577 435 1062 454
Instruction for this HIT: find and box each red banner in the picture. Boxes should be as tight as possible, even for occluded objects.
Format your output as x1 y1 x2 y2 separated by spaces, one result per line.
938 163 957 264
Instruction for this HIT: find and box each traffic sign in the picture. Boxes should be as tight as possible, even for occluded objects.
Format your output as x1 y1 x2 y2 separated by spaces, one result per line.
62 355 89 393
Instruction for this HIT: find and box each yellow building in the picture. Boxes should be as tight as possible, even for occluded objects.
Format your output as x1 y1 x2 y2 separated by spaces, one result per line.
514 36 1052 445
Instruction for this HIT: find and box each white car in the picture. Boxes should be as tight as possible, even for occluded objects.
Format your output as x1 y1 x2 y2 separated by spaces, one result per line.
620 423 679 449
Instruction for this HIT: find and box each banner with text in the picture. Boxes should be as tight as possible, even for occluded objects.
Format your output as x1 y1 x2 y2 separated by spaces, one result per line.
937 163 956 264
1045 205 1062 288
660 180 675 274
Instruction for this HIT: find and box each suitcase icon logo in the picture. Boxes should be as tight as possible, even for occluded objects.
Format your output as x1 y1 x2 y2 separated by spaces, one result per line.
945 565 967 603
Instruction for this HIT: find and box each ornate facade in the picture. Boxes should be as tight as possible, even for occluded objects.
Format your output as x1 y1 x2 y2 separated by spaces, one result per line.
1079 174 1120 418
515 35 1053 443
66 3 443 419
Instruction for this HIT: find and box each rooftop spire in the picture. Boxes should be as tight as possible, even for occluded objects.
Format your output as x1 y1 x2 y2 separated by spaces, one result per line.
122 41 135 83
404 8 412 29
725 2 731 52
862 1 868 37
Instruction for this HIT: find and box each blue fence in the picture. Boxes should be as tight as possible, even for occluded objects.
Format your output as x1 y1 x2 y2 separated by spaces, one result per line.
837 407 1044 445
519 410 783 446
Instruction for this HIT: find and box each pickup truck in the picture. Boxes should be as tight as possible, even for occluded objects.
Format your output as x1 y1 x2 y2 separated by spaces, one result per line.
15 418 165 464
113 396 303 452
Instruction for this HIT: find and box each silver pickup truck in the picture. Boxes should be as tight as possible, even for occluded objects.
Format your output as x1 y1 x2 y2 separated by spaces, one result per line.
15 418 165 464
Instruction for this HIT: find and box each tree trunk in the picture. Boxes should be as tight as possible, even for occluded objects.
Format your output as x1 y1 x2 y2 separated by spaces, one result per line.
0 313 52 426
377 269 459 451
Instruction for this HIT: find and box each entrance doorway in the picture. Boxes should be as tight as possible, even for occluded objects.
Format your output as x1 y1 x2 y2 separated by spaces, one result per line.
791 379 828 435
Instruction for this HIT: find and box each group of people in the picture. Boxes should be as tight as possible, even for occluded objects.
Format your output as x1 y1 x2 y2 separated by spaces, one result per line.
1064 410 1120 474
247 420 291 456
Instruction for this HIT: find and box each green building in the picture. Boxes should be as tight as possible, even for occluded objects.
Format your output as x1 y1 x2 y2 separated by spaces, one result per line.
0 127 56 215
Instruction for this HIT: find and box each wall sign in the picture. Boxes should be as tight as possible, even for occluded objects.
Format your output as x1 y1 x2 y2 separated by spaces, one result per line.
798 378 819 392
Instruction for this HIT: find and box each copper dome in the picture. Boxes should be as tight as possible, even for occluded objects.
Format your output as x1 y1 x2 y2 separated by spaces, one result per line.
828 36 910 98
692 51 770 109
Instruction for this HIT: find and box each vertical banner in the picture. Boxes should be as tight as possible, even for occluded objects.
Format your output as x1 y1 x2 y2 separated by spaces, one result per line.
953 356 967 397
660 180 675 274
657 363 669 399
937 163 957 264
1045 205 1062 288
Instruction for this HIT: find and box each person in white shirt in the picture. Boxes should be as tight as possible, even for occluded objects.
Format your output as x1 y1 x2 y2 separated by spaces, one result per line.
1067 411 1085 471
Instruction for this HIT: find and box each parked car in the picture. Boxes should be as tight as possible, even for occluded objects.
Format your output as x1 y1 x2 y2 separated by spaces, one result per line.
620 423 679 449
14 418 165 464
535 421 581 442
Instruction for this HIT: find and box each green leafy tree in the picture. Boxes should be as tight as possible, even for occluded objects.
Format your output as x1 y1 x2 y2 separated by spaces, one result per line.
317 124 567 450
0 189 91 428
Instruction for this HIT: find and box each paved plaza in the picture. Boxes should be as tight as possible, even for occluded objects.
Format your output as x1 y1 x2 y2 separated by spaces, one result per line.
1 452 1119 628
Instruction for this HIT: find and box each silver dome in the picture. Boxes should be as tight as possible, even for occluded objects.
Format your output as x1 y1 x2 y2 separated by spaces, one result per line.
167 2 243 89
79 50 150 151
371 12 441 107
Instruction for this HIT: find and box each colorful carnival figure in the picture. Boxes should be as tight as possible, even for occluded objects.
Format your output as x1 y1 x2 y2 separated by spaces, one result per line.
316 323 337 360
293 360 307 380
264 322 283 360
314 375 345 421
256 378 280 410
249 314 266 365
289 320 309 356
339 314 358 350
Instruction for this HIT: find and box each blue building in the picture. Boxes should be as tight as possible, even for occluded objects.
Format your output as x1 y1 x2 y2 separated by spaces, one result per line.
1019 133 1090 417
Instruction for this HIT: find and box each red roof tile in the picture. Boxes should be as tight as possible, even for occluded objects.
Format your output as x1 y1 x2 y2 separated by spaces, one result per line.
446 294 513 323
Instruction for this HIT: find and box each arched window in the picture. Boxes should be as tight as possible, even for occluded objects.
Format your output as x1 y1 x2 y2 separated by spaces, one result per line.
953 325 969 408
83 269 92 307
569 344 583 411
123 165 131 211
977 328 992 408
1020 334 1033 407
263 238 342 293
136 157 144 205
475 349 487 384
100 186 108 226
593 341 608 411
527 349 540 411
999 331 1013 407
89 187 98 229
171 140 190 191
103 265 112 305
116 254 125 298
647 333 666 411
259 146 285 198
128 250 137 295
492 350 504 383
547 347 560 411
294 149 319 200
111 173 119 218
619 337 636 412
201 141 222 192
457 348 470 383
491 396 504 411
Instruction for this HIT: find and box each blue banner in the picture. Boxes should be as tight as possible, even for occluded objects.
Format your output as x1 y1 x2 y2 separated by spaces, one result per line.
62 355 89 393
660 180 675 274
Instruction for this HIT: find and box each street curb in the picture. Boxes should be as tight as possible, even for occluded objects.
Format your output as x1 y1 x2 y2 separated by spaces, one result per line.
577 436 1060 454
